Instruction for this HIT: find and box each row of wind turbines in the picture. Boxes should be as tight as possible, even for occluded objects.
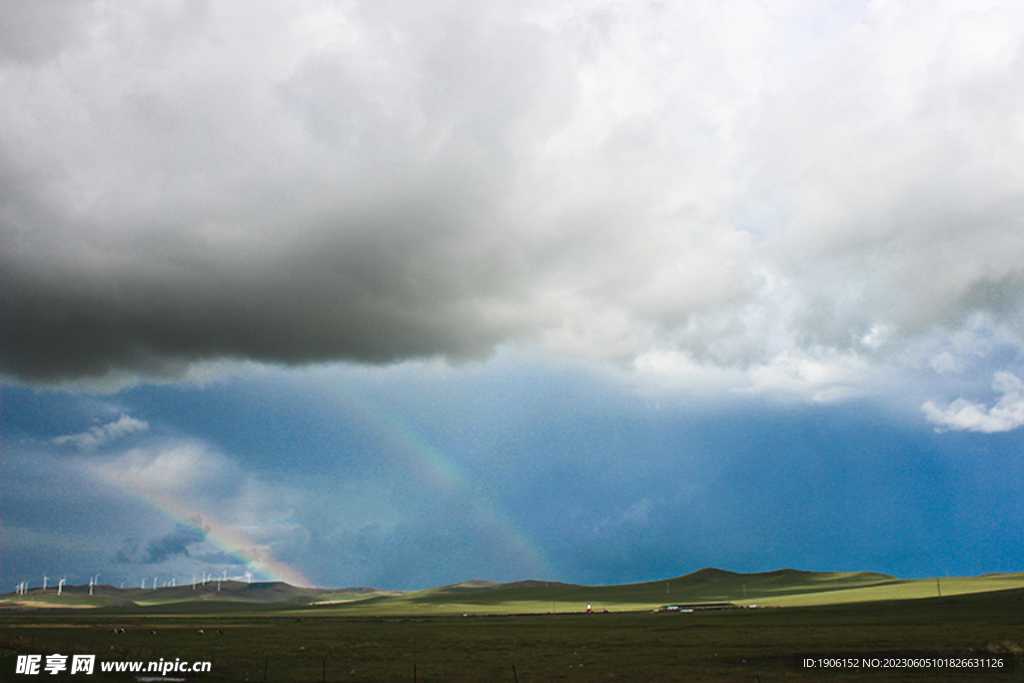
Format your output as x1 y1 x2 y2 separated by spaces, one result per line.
15 574 99 596
15 570 255 595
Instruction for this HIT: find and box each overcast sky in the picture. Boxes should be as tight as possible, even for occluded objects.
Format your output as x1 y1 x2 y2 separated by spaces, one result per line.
3 0 1024 591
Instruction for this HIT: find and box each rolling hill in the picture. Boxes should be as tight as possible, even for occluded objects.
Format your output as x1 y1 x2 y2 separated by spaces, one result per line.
4 568 1024 616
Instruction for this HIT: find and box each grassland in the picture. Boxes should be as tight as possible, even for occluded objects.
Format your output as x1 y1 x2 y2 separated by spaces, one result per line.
8 568 1024 616
2 569 1023 682
298 569 1024 617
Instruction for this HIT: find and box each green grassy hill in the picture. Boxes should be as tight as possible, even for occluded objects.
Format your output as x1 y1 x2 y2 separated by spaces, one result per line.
300 567 908 616
4 569 1024 616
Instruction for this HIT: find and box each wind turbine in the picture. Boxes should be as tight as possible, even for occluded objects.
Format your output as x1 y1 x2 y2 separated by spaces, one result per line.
89 574 99 596
141 578 146 589
42 574 49 591
57 578 66 596
153 576 158 590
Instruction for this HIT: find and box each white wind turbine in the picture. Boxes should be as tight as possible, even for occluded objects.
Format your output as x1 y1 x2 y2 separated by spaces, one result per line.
42 574 49 591
57 577 66 596
89 574 99 596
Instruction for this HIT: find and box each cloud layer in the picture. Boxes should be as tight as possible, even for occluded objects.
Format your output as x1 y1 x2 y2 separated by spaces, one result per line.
1 1 1023 404
52 414 148 450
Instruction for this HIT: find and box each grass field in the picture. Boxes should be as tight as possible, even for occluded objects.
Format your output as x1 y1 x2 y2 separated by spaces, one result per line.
298 569 1024 617
2 570 1023 682
8 568 1024 616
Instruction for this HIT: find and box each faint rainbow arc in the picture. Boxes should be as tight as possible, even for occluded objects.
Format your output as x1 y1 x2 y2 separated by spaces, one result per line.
336 387 555 580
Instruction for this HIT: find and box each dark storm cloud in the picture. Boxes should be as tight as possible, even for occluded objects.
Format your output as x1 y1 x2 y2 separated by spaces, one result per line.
143 521 209 564
0 195 527 381
2 0 1024 400
0 0 577 382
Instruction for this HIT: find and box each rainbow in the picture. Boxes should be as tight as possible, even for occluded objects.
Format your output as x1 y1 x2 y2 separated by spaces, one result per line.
146 494 313 587
110 370 552 589
333 384 555 580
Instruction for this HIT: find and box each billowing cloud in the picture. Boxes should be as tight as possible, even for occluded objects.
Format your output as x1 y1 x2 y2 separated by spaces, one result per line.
93 441 235 496
0 0 1022 405
52 414 148 450
923 372 1024 433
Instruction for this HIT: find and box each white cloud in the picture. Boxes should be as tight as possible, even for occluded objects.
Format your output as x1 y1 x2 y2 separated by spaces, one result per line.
923 371 1024 432
89 441 243 502
929 351 963 374
52 414 148 450
632 340 883 404
622 498 657 525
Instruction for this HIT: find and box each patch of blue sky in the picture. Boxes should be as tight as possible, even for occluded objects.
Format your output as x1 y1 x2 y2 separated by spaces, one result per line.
7 356 1024 589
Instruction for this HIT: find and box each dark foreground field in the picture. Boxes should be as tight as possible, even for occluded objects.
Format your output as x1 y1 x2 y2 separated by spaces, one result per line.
2 588 1023 682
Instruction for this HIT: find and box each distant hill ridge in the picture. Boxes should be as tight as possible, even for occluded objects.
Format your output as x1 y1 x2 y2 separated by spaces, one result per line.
680 567 893 581
434 579 582 593
4 568 1021 614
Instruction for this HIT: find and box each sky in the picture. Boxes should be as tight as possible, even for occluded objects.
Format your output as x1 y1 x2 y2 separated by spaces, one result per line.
2 0 1024 591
